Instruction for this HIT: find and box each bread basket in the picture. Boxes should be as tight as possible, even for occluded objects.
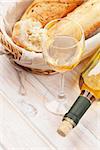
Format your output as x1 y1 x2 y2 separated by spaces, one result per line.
0 0 100 75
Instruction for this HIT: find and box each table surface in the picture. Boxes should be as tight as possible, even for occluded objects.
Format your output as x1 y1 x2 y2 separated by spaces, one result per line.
0 42 100 150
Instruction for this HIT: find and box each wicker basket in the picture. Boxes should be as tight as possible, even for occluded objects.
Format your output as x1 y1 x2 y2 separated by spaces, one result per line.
0 0 100 75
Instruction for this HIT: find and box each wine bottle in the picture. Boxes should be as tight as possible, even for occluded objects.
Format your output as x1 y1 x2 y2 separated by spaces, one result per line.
57 49 100 137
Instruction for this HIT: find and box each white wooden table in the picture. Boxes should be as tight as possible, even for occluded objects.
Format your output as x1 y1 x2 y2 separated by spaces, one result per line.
0 42 100 150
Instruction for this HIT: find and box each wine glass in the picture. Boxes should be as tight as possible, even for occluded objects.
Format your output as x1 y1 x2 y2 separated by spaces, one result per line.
42 18 85 115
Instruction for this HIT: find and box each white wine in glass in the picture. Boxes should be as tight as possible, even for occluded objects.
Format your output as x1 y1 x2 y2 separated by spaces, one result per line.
42 18 85 115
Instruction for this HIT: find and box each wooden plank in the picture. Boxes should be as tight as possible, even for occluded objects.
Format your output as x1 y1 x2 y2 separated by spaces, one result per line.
0 92 52 150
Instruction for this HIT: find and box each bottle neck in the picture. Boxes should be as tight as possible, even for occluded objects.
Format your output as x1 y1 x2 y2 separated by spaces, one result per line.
57 90 96 137
63 90 96 125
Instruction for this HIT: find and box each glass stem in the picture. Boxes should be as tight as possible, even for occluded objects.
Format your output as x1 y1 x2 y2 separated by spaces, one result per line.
59 73 65 99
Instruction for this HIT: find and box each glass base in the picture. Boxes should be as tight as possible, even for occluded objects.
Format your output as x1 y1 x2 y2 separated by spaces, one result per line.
44 95 68 116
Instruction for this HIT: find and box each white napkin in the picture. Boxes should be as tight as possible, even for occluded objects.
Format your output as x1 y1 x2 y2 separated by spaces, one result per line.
15 33 100 70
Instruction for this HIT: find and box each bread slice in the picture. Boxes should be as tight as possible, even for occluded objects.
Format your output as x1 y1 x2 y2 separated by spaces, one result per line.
48 0 100 39
12 19 44 52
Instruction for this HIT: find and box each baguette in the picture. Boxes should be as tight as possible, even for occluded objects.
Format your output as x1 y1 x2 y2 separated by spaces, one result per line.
22 0 84 26
12 0 83 52
48 0 100 39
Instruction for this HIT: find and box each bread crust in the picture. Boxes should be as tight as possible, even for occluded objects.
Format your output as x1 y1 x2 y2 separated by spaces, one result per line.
67 0 100 38
22 0 84 26
48 0 100 39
